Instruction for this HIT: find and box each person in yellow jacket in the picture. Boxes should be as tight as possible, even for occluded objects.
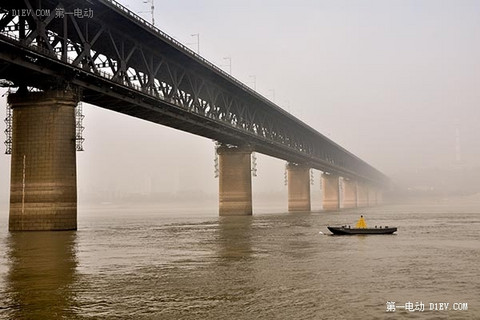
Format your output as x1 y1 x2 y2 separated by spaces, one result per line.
355 215 367 228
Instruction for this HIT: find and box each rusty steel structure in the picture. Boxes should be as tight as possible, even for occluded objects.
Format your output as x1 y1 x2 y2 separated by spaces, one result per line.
0 0 388 185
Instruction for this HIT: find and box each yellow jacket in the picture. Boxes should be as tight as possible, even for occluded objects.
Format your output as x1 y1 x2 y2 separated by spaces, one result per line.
355 216 367 228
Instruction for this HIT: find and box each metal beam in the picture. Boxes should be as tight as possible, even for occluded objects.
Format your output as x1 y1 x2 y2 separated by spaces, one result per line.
0 0 389 186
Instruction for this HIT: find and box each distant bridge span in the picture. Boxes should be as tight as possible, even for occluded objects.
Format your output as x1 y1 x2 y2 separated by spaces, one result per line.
0 0 389 230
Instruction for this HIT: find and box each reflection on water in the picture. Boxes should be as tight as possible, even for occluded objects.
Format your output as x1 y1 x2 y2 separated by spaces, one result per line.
3 232 77 319
0 202 479 319
217 216 253 261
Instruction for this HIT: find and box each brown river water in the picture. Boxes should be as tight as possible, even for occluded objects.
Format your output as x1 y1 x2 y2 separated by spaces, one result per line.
0 200 479 319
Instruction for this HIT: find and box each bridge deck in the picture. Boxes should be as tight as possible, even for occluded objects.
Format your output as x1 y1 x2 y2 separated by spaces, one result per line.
0 0 389 186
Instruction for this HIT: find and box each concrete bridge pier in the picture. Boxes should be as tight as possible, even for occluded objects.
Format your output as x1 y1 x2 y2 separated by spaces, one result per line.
376 190 383 205
357 182 369 207
8 89 79 231
368 186 377 206
322 173 340 211
287 163 311 212
342 179 358 209
217 145 253 216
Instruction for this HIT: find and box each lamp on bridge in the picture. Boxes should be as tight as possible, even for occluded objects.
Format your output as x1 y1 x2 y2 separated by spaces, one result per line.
190 33 200 54
249 75 256 91
223 56 232 75
269 89 275 103
142 0 155 26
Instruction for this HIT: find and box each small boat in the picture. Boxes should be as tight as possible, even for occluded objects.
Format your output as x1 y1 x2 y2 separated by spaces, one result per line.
327 226 397 235
327 215 397 235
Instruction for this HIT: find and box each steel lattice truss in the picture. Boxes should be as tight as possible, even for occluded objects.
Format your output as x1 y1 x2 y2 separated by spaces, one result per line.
0 0 389 185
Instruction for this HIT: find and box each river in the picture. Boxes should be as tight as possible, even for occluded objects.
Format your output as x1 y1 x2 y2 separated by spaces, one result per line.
0 199 479 319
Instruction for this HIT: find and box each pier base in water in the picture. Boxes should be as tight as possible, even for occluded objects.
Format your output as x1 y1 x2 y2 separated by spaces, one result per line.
287 163 311 212
322 174 340 211
343 179 358 209
8 90 78 231
217 145 252 216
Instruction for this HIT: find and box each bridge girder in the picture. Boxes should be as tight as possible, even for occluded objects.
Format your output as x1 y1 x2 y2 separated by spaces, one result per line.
0 0 389 186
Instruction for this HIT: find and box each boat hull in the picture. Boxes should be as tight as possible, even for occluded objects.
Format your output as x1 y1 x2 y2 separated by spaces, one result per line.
327 226 397 235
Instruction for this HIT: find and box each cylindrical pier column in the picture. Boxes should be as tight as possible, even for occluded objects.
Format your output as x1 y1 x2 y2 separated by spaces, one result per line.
322 173 339 211
287 163 311 212
8 90 78 231
343 179 358 209
376 190 383 205
368 186 377 206
357 182 369 207
217 145 252 216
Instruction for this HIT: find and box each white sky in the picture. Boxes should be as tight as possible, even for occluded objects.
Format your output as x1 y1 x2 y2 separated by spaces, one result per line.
1 0 479 205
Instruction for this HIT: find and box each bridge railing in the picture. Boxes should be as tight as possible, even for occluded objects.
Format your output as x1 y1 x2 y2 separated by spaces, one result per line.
0 3 388 184
98 0 376 174
0 30 148 94
99 0 285 115
0 1 347 151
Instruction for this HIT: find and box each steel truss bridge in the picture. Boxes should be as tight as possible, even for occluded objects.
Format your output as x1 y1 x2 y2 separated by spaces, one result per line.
0 0 388 186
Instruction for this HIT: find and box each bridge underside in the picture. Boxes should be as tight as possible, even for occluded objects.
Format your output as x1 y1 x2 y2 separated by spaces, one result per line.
0 0 388 229
0 40 329 173
0 48 385 228
0 2 387 185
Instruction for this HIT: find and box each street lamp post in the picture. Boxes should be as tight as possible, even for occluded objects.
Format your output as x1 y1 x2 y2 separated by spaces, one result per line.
269 89 275 102
249 75 256 91
191 33 200 54
143 0 155 26
223 56 232 75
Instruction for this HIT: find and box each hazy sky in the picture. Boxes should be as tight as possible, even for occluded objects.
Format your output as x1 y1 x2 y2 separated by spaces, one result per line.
1 0 479 205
